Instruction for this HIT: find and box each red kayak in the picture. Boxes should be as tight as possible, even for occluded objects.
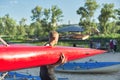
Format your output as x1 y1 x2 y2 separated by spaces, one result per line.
0 45 106 72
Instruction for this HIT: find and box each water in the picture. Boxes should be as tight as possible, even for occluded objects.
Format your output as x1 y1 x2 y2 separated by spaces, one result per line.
16 52 120 80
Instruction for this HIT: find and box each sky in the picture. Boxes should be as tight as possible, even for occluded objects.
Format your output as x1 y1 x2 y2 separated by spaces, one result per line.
0 0 120 25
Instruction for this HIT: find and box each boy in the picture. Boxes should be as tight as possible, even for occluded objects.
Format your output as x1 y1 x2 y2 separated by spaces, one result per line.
40 31 67 80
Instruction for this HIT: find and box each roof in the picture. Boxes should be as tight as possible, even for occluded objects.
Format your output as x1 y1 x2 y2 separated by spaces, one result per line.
57 25 84 32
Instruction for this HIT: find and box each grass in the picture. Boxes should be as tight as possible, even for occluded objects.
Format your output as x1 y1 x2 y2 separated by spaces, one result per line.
7 39 89 48
4 38 120 52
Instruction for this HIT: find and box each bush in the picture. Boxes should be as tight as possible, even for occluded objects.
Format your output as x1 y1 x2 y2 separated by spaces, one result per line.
90 33 120 52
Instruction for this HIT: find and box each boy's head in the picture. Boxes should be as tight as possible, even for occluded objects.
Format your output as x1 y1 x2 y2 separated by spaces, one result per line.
49 31 59 46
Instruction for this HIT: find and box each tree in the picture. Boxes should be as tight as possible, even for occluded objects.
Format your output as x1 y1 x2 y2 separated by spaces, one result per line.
31 6 45 38
115 8 120 34
2 14 17 38
85 0 99 18
16 18 27 39
41 5 64 32
31 6 43 21
41 8 51 33
31 5 63 38
0 17 4 35
77 0 99 34
51 5 63 29
29 21 43 39
26 23 35 38
116 8 120 25
77 7 88 21
98 3 116 34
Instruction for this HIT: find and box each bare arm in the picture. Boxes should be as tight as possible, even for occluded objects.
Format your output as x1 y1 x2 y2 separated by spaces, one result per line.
0 37 9 46
47 53 67 68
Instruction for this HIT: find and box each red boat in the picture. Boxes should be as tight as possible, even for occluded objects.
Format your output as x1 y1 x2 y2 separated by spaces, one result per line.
0 45 106 72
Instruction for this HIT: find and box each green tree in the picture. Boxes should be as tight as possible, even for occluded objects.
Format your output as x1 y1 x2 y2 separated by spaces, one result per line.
85 0 99 18
0 17 4 35
2 14 17 38
31 6 44 38
116 8 120 25
29 21 43 39
77 0 99 34
16 18 27 39
51 5 63 29
41 5 63 31
31 6 43 21
26 23 35 38
41 8 51 33
115 8 120 33
31 5 63 38
98 3 116 34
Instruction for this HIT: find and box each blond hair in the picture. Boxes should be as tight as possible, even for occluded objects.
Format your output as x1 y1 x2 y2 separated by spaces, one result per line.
49 31 59 39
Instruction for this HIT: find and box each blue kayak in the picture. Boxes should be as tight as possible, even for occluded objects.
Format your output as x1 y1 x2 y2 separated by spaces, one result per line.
0 72 68 80
55 62 120 73
0 71 40 80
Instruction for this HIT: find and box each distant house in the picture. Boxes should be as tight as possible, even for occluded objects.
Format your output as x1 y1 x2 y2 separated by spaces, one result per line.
57 25 84 32
57 24 90 40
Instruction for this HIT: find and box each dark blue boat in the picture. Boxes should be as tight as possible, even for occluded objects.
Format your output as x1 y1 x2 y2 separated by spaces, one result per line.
55 62 120 73
0 71 40 80
0 72 68 80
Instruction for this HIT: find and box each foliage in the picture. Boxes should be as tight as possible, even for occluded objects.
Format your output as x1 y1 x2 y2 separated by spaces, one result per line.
77 0 99 34
16 18 27 39
31 6 43 21
77 0 120 36
0 1 120 51
98 3 117 34
30 5 63 38
116 8 120 30
91 33 120 39
90 33 120 51
0 14 17 39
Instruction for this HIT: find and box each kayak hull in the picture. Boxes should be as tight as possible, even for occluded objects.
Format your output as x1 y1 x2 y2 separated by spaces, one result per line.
55 62 120 73
0 45 106 72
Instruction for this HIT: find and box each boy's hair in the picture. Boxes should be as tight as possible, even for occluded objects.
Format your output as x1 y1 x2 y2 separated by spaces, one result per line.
49 31 59 39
